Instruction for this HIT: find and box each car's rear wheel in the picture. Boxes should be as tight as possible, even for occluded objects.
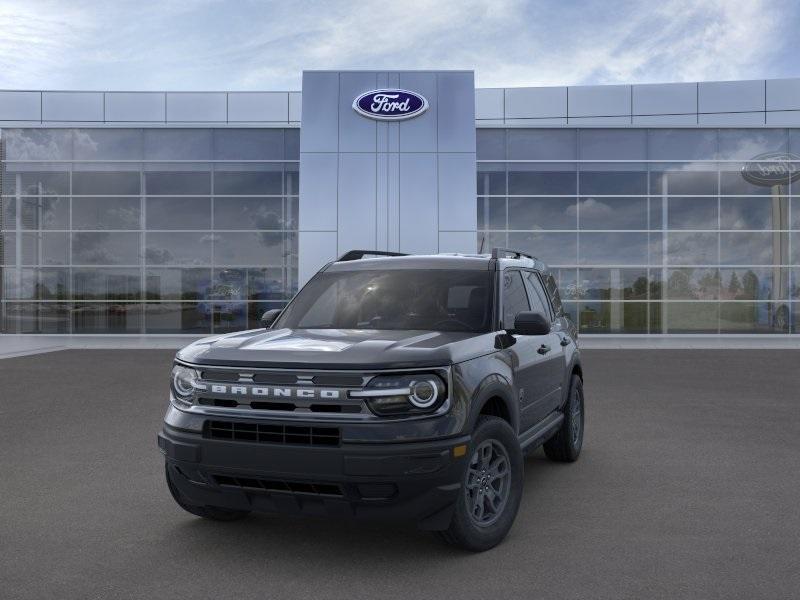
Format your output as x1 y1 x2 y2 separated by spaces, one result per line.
165 464 250 522
543 374 584 462
437 416 523 552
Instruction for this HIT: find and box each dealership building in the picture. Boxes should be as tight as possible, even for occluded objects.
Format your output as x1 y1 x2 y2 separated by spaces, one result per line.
1 70 799 337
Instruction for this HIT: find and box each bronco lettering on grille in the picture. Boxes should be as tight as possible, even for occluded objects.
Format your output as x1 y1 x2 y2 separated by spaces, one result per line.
203 384 341 399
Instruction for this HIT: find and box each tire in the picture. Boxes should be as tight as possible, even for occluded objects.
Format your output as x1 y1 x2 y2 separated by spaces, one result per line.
543 374 584 463
165 464 250 522
437 416 523 552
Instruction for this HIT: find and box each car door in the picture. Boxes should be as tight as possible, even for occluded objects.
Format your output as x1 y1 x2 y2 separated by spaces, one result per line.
522 270 566 417
500 269 552 433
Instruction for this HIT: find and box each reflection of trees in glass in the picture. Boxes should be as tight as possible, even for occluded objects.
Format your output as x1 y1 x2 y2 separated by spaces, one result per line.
742 270 759 300
667 269 719 299
727 271 742 298
630 276 647 300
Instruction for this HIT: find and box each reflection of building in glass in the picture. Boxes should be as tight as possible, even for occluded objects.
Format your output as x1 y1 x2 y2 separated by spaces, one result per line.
1 78 800 336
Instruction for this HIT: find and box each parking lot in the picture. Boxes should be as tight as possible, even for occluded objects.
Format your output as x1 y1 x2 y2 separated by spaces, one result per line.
1 348 799 600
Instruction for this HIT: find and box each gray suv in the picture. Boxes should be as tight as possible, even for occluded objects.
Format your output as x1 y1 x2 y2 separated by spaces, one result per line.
158 248 584 551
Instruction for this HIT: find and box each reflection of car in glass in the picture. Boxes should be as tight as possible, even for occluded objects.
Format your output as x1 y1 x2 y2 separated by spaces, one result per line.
159 248 584 551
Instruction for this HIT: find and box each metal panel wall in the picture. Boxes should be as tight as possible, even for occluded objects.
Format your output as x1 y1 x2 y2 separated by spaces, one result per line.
298 70 477 285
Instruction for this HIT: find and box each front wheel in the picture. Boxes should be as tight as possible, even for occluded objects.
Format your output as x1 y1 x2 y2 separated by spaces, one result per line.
437 416 523 552
543 374 584 462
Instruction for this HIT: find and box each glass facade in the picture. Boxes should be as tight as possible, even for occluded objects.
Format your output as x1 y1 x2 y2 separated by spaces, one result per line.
478 128 800 335
0 128 299 333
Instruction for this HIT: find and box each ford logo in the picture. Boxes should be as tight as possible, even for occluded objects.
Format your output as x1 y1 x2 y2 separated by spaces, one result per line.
741 152 800 186
353 89 428 121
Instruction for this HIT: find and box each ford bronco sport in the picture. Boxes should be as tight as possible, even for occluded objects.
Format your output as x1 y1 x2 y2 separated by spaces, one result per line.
158 248 584 551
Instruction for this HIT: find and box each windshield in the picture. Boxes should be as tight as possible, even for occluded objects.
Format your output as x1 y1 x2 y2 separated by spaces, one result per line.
275 269 492 332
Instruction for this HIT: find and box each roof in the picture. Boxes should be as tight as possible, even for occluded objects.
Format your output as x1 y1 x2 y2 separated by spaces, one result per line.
324 252 550 273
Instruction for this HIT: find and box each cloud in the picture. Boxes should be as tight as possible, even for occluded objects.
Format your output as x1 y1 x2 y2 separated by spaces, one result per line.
0 0 796 90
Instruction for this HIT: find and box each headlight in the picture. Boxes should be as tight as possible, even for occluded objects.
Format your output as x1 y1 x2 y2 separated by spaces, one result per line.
171 364 200 405
351 373 447 416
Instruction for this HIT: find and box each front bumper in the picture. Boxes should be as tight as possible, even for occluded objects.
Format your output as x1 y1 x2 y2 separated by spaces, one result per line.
158 422 471 530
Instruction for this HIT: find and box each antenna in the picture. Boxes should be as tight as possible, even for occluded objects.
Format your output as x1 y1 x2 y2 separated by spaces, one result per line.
479 234 486 254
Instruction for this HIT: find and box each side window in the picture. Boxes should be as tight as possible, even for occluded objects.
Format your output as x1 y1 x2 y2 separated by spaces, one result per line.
544 274 564 316
502 270 530 329
522 271 551 320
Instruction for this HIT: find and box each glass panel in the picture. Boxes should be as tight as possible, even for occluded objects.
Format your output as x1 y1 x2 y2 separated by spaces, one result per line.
2 302 70 333
664 302 719 333
18 172 70 195
143 129 213 160
577 302 647 333
507 129 576 160
145 197 211 230
144 303 211 334
649 268 663 299
72 303 143 333
576 268 648 300
547 268 578 301
214 168 283 195
145 268 211 300
212 302 248 333
720 267 788 301
792 269 800 299
73 129 143 160
72 268 141 300
477 197 506 230
793 233 800 265
210 268 247 301
720 232 775 265
508 167 576 195
720 170 779 195
1 198 15 229
667 197 718 230
144 171 211 195
578 197 647 230
1 232 15 264
145 232 212 265
246 268 286 300
579 129 646 160
579 171 647 194
7 267 70 300
72 171 140 195
72 197 141 230
476 165 506 195
18 232 70 265
213 129 285 160
667 232 719 265
285 129 300 160
72 232 140 265
285 197 298 230
649 169 717 195
213 197 284 230
720 197 787 230
666 268 720 300
477 232 507 254
477 129 506 160
20 196 70 230
3 129 73 160
507 232 577 265
213 232 287 266
508 197 576 230
648 129 717 160
718 129 788 160
284 163 299 196
579 233 649 265
720 302 789 334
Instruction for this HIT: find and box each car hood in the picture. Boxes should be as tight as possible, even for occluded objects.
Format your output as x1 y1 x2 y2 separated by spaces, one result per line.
176 327 497 370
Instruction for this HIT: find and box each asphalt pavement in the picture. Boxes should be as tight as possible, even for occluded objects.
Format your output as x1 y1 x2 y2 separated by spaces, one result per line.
1 348 799 600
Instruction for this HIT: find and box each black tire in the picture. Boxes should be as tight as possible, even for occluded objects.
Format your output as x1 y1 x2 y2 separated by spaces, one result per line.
165 464 250 522
543 374 584 462
437 416 523 552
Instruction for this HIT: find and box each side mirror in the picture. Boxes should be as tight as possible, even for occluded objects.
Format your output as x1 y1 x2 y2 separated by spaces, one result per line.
512 311 550 336
260 309 282 329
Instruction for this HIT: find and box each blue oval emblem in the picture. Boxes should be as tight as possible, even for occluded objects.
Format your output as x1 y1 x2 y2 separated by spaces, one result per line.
353 89 428 121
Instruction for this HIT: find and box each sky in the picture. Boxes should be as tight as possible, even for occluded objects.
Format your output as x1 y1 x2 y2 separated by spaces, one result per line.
0 0 798 91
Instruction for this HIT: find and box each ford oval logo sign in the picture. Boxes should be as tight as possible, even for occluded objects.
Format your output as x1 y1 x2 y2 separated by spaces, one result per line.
353 89 428 121
741 152 800 186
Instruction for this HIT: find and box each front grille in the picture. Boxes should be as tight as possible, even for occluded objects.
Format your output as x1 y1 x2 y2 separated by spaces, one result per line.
205 420 341 446
213 474 343 497
197 398 363 414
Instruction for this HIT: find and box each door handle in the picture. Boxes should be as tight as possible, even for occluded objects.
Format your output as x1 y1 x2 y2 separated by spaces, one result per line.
537 344 551 355
559 335 570 347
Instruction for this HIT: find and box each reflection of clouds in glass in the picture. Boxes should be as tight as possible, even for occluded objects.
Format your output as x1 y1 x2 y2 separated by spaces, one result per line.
667 232 717 264
72 131 99 158
4 130 70 160
571 198 612 219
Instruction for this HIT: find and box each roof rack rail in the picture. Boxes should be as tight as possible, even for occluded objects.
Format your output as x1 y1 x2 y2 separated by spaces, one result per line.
491 247 536 261
337 249 409 262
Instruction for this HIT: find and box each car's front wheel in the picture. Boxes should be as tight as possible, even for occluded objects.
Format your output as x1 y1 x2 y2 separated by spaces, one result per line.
165 464 250 522
437 416 523 552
